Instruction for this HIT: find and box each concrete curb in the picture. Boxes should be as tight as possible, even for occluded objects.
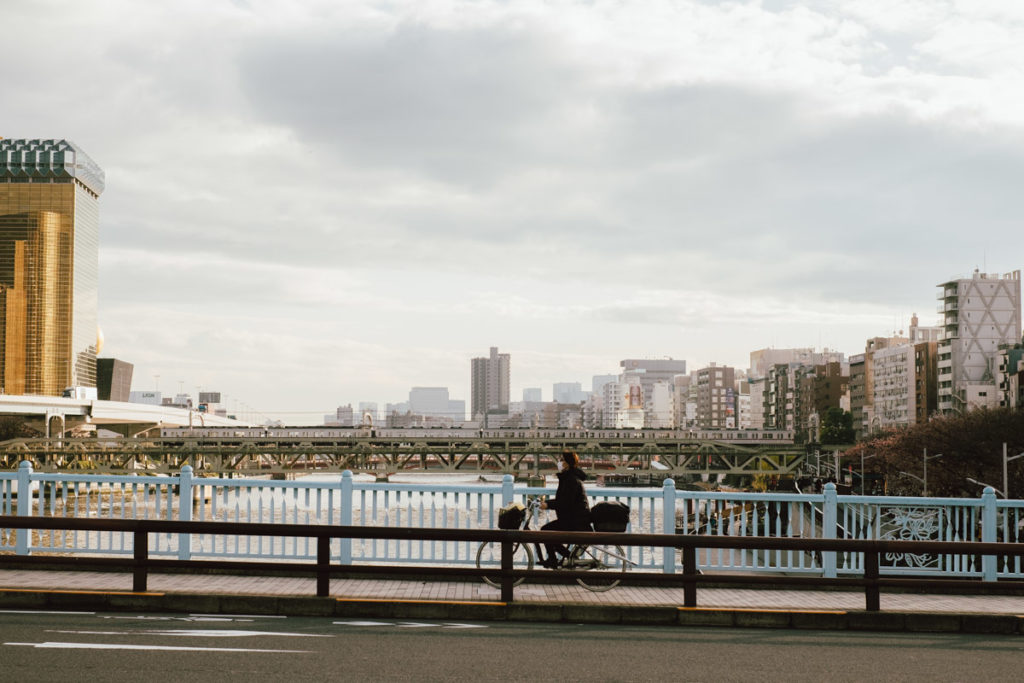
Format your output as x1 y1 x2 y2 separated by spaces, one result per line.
1 589 1022 635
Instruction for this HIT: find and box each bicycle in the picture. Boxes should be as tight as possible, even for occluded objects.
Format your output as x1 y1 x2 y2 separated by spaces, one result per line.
475 497 632 592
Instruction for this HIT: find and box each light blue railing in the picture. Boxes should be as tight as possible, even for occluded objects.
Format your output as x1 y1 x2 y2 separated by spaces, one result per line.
2 461 1021 580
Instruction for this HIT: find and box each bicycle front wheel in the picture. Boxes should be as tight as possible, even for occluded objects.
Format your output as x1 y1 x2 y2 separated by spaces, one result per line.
476 540 534 588
575 544 629 592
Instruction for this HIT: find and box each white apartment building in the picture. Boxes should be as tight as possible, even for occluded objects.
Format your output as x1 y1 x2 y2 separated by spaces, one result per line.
602 380 645 429
737 392 752 429
872 344 916 429
647 381 675 428
671 374 696 428
937 270 1022 414
619 358 687 427
747 377 766 429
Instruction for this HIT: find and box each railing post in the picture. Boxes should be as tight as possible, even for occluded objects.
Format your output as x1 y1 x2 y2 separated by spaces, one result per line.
501 474 514 506
500 538 514 602
16 460 32 555
981 486 998 582
177 465 193 560
340 470 353 565
662 477 676 574
682 544 697 607
133 528 149 592
864 548 880 611
822 482 837 578
317 535 331 597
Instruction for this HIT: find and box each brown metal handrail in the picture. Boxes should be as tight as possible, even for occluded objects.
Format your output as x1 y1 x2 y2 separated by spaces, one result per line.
2 515 1023 611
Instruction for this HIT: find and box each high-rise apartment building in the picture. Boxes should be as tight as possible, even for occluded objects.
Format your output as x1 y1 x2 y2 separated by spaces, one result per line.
0 139 104 395
937 270 1022 414
470 346 510 421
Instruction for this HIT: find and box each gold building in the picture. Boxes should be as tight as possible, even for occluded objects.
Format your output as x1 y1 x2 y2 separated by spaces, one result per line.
0 139 103 396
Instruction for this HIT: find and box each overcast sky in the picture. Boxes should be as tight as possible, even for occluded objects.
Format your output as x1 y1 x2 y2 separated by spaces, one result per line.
5 1 1024 423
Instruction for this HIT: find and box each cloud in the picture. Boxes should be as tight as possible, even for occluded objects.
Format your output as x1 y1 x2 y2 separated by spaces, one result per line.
239 21 593 188
5 1 1024 420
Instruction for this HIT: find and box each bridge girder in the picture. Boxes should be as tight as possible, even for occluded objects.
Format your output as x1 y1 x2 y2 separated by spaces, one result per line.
0 436 811 477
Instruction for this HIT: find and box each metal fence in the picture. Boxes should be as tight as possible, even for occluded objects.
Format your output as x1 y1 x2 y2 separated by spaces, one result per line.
2 461 1022 580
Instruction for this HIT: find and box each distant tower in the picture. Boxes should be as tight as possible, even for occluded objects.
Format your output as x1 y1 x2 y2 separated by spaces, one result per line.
0 139 104 395
471 346 510 421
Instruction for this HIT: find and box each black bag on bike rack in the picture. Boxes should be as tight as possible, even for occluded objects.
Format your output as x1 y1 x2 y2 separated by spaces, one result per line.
497 502 526 530
590 501 630 532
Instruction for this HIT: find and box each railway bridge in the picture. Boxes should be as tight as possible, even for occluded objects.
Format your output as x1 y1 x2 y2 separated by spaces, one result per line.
0 433 815 478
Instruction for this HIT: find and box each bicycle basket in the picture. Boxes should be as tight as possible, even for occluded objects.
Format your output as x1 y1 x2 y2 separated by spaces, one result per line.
497 502 526 530
590 501 630 532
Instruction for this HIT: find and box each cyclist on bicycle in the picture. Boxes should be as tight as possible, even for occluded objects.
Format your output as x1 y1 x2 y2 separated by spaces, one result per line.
536 449 591 569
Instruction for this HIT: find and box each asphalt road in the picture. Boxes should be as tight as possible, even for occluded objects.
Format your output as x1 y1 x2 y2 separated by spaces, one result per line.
2 609 1022 682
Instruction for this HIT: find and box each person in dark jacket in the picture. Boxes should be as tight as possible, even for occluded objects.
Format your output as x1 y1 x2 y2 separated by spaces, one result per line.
536 450 591 569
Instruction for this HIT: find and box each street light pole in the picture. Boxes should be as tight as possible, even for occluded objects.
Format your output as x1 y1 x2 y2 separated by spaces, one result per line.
861 453 877 495
1004 442 1024 500
923 448 942 498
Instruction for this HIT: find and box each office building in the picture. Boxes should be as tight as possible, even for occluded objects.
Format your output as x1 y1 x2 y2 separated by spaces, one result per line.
326 404 354 427
96 358 133 402
522 387 542 403
409 387 450 418
409 386 465 422
695 364 736 429
553 382 587 404
0 139 104 395
937 270 1022 414
470 346 510 421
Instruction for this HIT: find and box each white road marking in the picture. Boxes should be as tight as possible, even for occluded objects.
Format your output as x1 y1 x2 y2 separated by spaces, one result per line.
332 621 487 630
102 615 249 623
4 641 310 653
47 629 329 638
0 610 95 615
190 614 286 619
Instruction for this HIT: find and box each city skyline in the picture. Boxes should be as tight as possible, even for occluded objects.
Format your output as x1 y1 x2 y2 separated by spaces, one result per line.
5 2 1024 423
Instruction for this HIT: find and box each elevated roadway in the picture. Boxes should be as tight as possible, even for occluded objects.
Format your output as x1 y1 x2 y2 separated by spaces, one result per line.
0 394 246 439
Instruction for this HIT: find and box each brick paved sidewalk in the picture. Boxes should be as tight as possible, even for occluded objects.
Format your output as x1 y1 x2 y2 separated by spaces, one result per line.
2 569 1023 615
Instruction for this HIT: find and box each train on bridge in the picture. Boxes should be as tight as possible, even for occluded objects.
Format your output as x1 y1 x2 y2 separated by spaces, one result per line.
2 427 802 477
158 426 796 444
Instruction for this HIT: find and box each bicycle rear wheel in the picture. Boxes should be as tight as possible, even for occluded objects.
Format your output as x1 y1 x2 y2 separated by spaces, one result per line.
574 544 628 592
476 540 534 588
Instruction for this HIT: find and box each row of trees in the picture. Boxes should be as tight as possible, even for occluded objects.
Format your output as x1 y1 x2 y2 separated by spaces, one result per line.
0 416 36 442
843 408 1024 498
